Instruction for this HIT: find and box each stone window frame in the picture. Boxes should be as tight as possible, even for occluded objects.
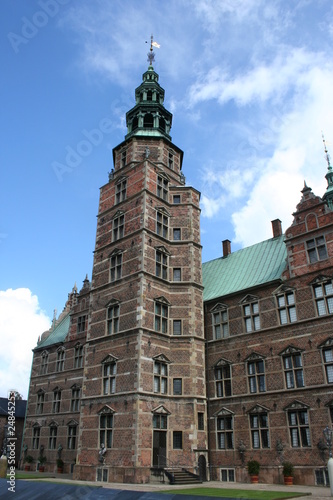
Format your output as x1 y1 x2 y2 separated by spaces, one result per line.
247 404 270 449
157 173 169 201
310 275 333 317
36 389 45 415
240 294 261 333
173 431 183 449
173 228 181 241
210 303 229 340
319 338 333 384
109 249 123 282
306 235 328 264
173 319 182 336
112 210 125 242
121 148 127 168
106 300 120 335
198 412 205 431
152 405 170 429
214 358 232 398
98 405 116 449
77 315 86 333
40 350 49 375
173 378 182 395
102 355 118 395
74 343 84 369
214 407 234 450
273 285 297 325
280 346 305 390
168 149 174 170
71 384 81 412
56 347 65 372
284 400 311 448
154 296 170 334
52 387 62 413
156 207 170 239
155 246 169 280
32 424 41 450
173 194 181 204
48 421 58 450
67 420 78 450
153 354 171 395
245 353 266 394
115 176 127 204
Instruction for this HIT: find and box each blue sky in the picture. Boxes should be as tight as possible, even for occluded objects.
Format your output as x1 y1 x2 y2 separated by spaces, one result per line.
1 0 333 398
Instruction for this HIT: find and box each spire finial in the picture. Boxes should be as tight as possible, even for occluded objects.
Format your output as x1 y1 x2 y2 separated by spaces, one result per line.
146 34 160 67
322 131 332 171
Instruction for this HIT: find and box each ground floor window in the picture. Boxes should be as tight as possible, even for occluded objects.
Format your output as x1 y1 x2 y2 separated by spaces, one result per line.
315 468 329 486
97 468 108 482
221 468 235 482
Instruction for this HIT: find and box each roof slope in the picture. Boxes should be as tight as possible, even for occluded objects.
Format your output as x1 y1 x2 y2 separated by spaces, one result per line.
35 312 70 349
202 235 287 302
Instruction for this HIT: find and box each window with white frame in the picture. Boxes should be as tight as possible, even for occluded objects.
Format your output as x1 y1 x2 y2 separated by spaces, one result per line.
156 249 168 280
103 361 117 395
215 362 232 398
67 423 77 449
100 413 113 448
247 357 266 393
71 386 81 411
277 291 297 324
243 301 260 332
107 303 120 335
157 175 168 201
52 389 61 413
306 236 327 263
287 407 311 447
313 280 333 316
49 425 57 449
212 306 229 339
282 350 304 389
154 300 168 333
32 425 40 449
113 213 124 241
154 360 168 394
36 391 44 414
156 211 168 238
56 348 65 372
249 410 270 448
40 351 48 375
74 344 84 368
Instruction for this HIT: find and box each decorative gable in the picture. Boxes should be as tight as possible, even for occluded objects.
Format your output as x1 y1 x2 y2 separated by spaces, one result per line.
239 294 259 305
151 404 171 415
210 303 228 313
279 345 304 356
98 405 116 415
247 404 270 414
284 400 309 411
213 407 234 417
101 354 118 364
152 353 172 364
245 352 266 362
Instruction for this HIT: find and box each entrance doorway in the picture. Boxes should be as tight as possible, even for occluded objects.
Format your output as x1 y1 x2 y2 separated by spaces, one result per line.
198 455 207 481
153 431 166 467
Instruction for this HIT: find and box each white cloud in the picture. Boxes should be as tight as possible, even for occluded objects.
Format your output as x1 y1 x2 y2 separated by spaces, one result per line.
0 289 51 399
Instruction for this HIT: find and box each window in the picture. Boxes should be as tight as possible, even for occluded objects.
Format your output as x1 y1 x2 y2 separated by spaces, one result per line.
173 320 182 335
121 149 126 167
156 250 168 279
53 390 61 413
217 415 233 449
40 351 48 375
157 175 168 201
215 363 232 397
49 425 57 450
198 412 204 430
107 304 120 335
68 424 77 449
77 315 86 333
213 308 229 339
221 469 235 482
71 387 81 412
36 392 44 414
155 302 168 333
283 352 304 389
250 412 270 448
173 378 182 395
100 414 113 448
113 214 124 241
307 236 327 263
243 302 260 332
168 151 174 169
103 362 116 395
56 349 65 372
277 292 297 324
32 426 40 449
110 253 122 282
173 195 180 204
154 360 168 394
173 268 181 281
115 178 127 204
173 228 181 241
248 359 266 393
74 344 84 368
313 281 333 316
156 211 168 238
173 431 183 449
153 413 167 429
288 409 311 447
322 347 333 383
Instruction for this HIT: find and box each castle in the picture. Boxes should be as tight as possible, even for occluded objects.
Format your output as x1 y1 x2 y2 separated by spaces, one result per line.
22 45 333 487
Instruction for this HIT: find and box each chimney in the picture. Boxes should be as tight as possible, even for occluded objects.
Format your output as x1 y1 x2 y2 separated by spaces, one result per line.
222 239 231 257
271 219 282 238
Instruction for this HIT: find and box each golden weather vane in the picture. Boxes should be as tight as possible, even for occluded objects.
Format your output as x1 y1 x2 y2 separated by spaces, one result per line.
146 34 160 66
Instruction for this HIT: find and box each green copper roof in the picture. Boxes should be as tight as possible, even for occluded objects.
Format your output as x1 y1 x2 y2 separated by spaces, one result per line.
202 234 287 302
35 312 70 350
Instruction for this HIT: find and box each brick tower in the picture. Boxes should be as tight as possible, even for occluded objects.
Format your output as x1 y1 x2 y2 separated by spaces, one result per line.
74 41 207 484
